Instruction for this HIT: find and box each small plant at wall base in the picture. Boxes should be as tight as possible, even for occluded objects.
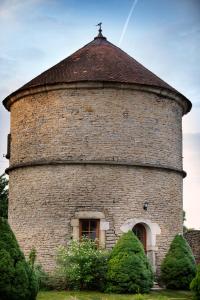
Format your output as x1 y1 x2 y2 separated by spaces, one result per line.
56 238 109 291
28 249 50 291
29 248 37 270
0 217 39 300
28 248 66 291
190 264 200 299
105 230 154 294
160 234 196 290
0 174 8 219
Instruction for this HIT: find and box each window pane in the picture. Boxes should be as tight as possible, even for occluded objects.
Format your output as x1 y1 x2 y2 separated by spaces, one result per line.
81 220 90 231
89 231 97 240
90 220 97 231
82 232 90 238
79 219 99 243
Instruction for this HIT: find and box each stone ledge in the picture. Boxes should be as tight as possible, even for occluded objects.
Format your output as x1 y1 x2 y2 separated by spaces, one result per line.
3 81 191 115
75 211 105 219
6 159 187 178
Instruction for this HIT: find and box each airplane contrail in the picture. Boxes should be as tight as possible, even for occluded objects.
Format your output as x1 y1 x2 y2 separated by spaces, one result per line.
119 0 138 46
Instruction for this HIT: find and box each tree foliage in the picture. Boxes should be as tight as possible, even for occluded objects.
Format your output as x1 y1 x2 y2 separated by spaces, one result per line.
105 231 154 294
183 210 191 234
190 264 200 299
0 217 38 300
161 234 196 290
0 174 8 218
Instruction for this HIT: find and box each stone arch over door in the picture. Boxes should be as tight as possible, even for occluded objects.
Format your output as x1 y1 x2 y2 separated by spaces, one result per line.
120 218 161 271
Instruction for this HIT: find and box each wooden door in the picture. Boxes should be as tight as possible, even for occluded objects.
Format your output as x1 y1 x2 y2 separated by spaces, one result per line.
133 223 147 252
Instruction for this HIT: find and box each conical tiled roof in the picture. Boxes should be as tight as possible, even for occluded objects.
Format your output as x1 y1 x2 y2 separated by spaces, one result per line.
3 34 191 112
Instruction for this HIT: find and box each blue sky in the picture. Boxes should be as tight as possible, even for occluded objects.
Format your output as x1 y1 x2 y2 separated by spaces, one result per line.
0 0 199 228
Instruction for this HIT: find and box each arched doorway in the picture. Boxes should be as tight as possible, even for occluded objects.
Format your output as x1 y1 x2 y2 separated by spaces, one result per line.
133 223 147 252
121 218 161 271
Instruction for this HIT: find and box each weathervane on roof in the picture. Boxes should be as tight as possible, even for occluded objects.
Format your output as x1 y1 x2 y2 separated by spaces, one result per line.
96 22 103 37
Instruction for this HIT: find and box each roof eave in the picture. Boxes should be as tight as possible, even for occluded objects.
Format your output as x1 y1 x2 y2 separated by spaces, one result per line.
2 80 192 115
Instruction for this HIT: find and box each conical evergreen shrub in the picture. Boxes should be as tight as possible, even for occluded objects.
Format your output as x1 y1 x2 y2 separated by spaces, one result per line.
105 230 154 294
0 217 38 300
160 234 196 290
190 264 200 299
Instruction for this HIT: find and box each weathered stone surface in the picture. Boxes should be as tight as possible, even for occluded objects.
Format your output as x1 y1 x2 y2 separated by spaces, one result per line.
185 230 200 264
10 88 182 170
7 84 185 273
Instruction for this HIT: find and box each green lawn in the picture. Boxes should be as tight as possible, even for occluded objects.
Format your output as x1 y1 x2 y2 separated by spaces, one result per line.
37 290 193 300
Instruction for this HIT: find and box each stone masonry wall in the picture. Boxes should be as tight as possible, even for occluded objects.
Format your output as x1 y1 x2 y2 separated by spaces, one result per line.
9 165 183 272
8 86 184 272
185 230 200 264
10 88 183 170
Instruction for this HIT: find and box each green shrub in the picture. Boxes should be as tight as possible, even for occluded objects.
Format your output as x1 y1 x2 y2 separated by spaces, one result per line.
28 248 37 270
105 231 154 294
33 264 49 290
27 249 63 291
34 264 66 291
160 234 196 290
0 217 39 300
27 248 50 291
190 264 200 299
56 238 109 291
44 273 67 291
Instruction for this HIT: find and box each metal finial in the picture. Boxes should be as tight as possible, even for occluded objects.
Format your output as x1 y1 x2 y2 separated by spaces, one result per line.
96 22 103 37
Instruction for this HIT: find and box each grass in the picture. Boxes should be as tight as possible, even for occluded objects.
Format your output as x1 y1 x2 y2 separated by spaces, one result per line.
37 290 193 300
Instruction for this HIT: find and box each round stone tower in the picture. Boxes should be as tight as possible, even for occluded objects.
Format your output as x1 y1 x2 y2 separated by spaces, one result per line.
3 31 191 273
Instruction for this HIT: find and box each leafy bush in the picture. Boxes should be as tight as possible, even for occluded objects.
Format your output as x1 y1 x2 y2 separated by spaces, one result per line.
0 217 39 300
28 248 37 270
56 238 109 291
34 264 66 291
160 234 196 290
105 230 154 294
33 264 47 290
27 249 50 291
27 248 64 291
190 264 200 299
